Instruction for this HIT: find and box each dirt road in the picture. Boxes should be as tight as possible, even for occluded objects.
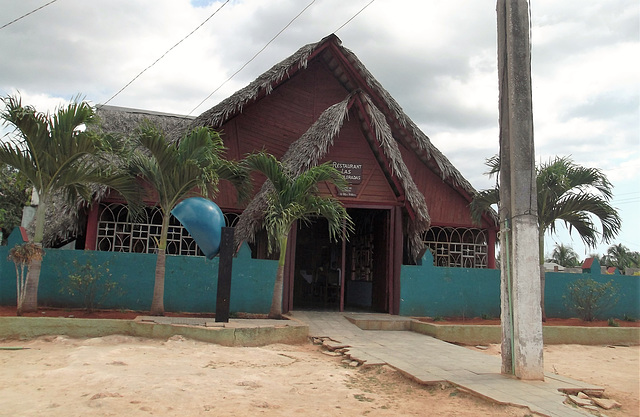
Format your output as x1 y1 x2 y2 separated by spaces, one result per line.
1 335 536 417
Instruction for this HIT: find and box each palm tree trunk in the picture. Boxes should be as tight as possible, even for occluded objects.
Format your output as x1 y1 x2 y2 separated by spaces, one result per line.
269 234 288 319
539 231 546 322
22 196 47 314
21 253 42 314
150 248 166 316
150 214 170 316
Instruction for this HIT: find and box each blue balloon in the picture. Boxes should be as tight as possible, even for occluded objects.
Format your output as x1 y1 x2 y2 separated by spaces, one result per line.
171 197 225 259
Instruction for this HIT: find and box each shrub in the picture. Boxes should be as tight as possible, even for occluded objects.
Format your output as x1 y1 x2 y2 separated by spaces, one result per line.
59 255 124 313
563 278 619 321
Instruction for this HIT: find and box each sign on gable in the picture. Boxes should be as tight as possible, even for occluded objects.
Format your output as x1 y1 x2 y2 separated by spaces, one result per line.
332 162 362 184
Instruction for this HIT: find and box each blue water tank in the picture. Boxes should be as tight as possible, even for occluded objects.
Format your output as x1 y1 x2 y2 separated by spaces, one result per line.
171 197 225 259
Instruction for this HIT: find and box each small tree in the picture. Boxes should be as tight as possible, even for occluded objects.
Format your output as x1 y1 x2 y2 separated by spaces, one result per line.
547 243 580 267
129 123 249 316
59 255 124 313
472 156 621 320
244 152 354 318
0 94 139 313
601 244 640 273
7 242 44 315
563 278 619 321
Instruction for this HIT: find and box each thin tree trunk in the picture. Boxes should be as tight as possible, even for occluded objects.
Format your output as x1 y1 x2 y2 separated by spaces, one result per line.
22 197 48 314
21 248 42 313
150 248 166 316
150 214 171 316
15 263 27 316
269 234 288 319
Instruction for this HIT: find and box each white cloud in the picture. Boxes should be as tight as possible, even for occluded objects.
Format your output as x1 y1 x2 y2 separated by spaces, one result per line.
1 0 638 251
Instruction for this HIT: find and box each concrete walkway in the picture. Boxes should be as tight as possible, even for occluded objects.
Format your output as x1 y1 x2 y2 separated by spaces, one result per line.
290 311 601 417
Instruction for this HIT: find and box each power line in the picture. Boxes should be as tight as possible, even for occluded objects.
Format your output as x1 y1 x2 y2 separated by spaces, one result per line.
188 0 316 116
0 0 59 30
612 198 640 205
334 0 375 33
100 0 230 108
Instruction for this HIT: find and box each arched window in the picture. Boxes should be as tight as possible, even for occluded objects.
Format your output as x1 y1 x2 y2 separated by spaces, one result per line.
96 203 240 256
422 227 488 268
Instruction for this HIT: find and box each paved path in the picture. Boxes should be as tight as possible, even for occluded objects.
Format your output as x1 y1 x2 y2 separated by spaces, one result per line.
291 311 600 417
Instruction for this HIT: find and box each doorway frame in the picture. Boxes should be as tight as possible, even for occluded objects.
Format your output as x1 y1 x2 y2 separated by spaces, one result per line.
282 203 403 314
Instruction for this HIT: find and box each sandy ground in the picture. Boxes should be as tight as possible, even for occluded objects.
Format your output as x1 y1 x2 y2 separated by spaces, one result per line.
1 335 540 417
469 343 640 417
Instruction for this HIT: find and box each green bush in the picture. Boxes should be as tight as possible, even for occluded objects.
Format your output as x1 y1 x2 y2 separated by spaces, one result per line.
59 255 124 313
563 278 619 321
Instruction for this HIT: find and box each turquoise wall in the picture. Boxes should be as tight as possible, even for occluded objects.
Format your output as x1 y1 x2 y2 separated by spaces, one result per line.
545 270 640 319
0 231 277 314
400 251 501 318
1 229 638 318
400 251 640 319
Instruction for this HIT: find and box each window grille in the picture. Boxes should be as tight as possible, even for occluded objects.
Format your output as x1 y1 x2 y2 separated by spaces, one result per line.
422 227 488 268
96 203 239 257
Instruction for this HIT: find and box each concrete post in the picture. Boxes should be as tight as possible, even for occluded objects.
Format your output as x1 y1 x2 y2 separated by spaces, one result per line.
496 0 544 380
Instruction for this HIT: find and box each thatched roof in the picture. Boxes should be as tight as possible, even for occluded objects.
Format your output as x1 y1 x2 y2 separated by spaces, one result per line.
36 106 194 247
30 187 111 248
95 105 194 141
195 34 491 260
192 34 476 197
234 90 431 261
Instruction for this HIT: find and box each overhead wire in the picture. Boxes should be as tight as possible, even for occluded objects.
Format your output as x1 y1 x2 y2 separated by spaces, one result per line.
188 0 316 116
99 0 230 108
188 0 377 116
0 0 59 30
334 0 375 33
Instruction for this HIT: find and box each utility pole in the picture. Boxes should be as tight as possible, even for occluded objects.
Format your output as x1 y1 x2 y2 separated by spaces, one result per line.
496 0 544 380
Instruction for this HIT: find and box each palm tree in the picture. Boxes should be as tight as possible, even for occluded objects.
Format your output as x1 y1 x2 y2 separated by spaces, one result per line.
244 151 354 318
472 155 621 318
547 243 580 267
601 243 639 273
129 123 249 316
0 94 137 314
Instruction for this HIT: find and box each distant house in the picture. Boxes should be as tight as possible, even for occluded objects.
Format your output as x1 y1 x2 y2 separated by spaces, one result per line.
543 262 565 272
581 257 599 273
72 35 497 314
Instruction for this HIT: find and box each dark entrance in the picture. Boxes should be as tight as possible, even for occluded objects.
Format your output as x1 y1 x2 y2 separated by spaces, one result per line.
292 208 390 312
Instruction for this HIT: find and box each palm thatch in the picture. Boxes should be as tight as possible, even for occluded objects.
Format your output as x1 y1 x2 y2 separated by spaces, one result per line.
197 35 488 260
192 34 476 197
95 105 194 142
27 187 112 248
234 90 431 261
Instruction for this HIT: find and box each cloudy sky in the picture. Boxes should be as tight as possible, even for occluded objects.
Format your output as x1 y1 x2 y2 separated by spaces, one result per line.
1 0 638 258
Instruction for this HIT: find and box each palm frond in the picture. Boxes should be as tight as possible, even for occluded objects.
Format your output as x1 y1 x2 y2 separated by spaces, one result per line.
474 154 621 250
212 157 251 203
246 151 352 255
244 151 291 192
470 187 499 226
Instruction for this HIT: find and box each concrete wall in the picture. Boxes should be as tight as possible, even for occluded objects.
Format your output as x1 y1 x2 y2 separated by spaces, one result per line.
400 251 501 318
0 234 277 314
545 270 640 319
1 229 638 318
400 251 639 319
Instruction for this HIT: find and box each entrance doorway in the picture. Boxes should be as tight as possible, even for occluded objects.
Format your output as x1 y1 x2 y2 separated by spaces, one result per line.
291 208 390 312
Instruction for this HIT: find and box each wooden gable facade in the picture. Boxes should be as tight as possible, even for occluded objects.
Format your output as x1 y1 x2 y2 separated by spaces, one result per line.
87 35 497 315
